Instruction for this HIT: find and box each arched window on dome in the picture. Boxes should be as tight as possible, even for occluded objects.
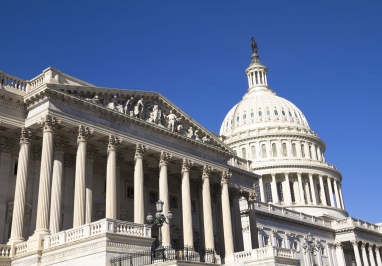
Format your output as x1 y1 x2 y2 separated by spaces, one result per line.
290 181 296 203
243 113 246 120
265 182 272 203
282 110 286 116
274 109 278 116
255 183 261 202
315 147 319 161
258 110 262 116
282 143 287 157
266 109 270 116
241 147 247 160
251 146 256 160
308 146 312 159
277 182 284 202
272 143 278 157
236 116 240 122
289 111 292 117
294 112 298 119
251 110 254 118
292 143 297 157
261 144 267 158
301 144 305 157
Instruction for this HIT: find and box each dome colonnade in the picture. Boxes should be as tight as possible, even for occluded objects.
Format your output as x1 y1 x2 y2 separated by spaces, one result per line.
220 39 346 219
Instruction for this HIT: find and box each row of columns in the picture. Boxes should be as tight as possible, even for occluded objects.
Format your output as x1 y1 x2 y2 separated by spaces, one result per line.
247 69 267 87
6 115 249 261
257 172 345 210
352 240 382 266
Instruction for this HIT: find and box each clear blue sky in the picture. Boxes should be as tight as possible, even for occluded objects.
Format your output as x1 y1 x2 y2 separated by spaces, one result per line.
2 1 382 222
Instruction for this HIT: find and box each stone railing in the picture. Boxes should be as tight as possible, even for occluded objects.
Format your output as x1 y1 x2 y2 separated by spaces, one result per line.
255 201 333 227
233 246 295 262
0 244 11 257
14 242 28 256
332 217 382 233
228 156 252 171
44 218 151 249
29 73 45 91
0 71 28 92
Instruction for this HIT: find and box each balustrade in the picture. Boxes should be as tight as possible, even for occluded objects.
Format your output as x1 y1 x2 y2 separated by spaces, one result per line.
0 71 28 91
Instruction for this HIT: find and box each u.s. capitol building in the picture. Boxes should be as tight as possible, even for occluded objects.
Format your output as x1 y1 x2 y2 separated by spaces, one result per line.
0 40 380 266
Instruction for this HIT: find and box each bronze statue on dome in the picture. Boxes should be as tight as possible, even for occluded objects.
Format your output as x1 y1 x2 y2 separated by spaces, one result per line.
251 37 258 53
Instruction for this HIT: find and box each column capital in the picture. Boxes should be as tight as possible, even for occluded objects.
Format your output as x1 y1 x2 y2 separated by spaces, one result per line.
38 115 61 132
18 127 35 145
361 243 367 249
220 170 232 184
308 173 313 177
135 143 148 159
368 245 374 251
257 226 263 234
297 172 302 177
75 125 94 142
247 190 257 202
318 174 323 178
284 172 289 177
271 173 276 178
335 242 343 249
107 135 122 151
87 145 98 159
181 158 193 173
159 151 172 166
351 239 360 246
202 165 213 178
229 187 242 199
64 154 75 168
285 232 291 239
0 137 15 153
271 228 278 235
54 136 69 152
375 245 381 250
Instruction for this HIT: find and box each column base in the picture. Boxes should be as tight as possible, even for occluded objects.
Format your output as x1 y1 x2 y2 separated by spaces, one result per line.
7 236 25 245
28 230 50 252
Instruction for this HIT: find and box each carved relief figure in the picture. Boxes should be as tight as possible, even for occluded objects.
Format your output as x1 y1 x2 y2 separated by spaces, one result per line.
147 100 161 124
86 94 100 104
194 129 201 141
124 97 134 115
176 117 184 134
166 110 177 132
202 135 211 144
187 127 194 138
134 97 145 119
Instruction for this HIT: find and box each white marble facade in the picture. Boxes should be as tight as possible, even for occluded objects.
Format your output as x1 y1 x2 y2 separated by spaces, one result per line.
0 40 380 266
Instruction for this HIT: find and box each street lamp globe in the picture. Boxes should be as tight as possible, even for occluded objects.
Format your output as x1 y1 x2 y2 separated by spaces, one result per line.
156 199 164 212
155 212 162 219
146 213 153 223
166 211 173 220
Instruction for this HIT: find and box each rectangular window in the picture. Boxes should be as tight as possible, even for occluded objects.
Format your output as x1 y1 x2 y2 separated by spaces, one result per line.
251 146 256 160
149 191 158 204
169 195 178 208
261 144 267 158
191 200 197 213
125 183 134 200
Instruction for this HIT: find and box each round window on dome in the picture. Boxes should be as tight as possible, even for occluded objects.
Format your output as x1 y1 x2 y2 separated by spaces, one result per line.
274 110 278 116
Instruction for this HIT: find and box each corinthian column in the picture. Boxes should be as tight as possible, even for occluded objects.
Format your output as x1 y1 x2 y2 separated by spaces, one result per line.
297 173 304 204
34 115 60 236
333 179 341 209
247 191 259 249
86 145 98 224
351 240 362 266
361 243 370 266
8 128 33 244
134 144 147 224
221 170 234 257
335 242 347 266
73 126 93 227
375 246 382 266
370 246 377 266
159 151 172 246
106 135 121 219
309 173 317 204
231 189 244 252
49 136 68 234
327 176 335 207
201 165 215 251
318 175 327 206
181 159 194 248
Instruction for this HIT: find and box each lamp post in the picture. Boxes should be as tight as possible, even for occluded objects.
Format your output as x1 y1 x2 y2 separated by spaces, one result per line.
146 199 173 254
302 232 320 266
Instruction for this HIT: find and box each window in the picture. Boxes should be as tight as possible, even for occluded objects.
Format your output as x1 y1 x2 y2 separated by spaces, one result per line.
170 195 178 208
282 110 286 116
243 114 246 120
14 159 18 176
149 191 158 204
294 112 298 118
125 184 134 199
272 143 277 157
292 143 297 157
251 111 254 118
265 183 273 202
274 109 278 115
258 110 262 116
277 238 283 247
301 144 305 157
251 146 256 160
277 182 284 202
266 109 270 116
236 116 239 122
241 147 247 160
191 200 197 212
308 146 312 159
255 184 261 201
264 236 270 246
289 111 292 117
261 144 267 158
282 143 287 157
290 181 296 203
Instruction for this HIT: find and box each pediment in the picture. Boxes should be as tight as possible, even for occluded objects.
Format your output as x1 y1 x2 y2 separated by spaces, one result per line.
39 82 233 154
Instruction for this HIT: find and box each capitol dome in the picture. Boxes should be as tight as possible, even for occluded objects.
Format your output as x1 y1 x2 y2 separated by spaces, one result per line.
221 39 347 220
